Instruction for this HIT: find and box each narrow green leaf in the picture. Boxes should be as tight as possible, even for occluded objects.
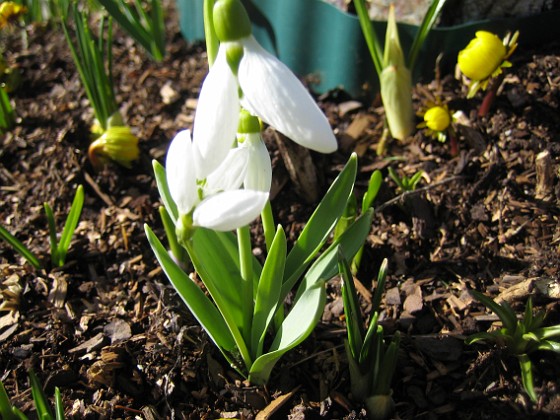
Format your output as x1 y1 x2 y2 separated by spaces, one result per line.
353 0 383 76
158 206 188 265
362 170 382 213
283 153 357 292
57 185 84 266
371 258 389 316
534 325 560 341
251 226 286 359
465 331 501 346
359 313 381 366
188 228 253 369
407 0 447 70
292 208 374 301
0 380 19 420
28 369 54 420
44 202 59 266
248 280 326 385
144 224 238 357
470 290 518 332
153 160 178 222
373 332 400 395
517 354 537 402
54 388 64 420
0 225 42 270
339 249 365 359
537 340 560 353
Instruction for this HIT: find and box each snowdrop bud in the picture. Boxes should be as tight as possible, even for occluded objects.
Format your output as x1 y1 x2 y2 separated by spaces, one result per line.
458 31 506 82
213 0 252 42
423 105 451 132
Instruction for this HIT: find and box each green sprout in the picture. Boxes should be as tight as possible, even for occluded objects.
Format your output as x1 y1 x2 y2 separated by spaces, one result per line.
339 255 400 420
467 290 560 402
61 3 139 170
388 167 423 192
353 0 447 143
0 85 15 133
97 0 165 61
0 185 84 270
0 369 65 419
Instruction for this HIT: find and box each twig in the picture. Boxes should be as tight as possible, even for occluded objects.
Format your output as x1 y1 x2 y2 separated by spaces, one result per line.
375 175 464 213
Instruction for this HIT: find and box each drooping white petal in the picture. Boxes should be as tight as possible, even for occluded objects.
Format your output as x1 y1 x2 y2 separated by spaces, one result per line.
205 146 249 194
238 36 337 154
166 130 198 215
193 190 269 231
240 133 272 192
193 44 240 178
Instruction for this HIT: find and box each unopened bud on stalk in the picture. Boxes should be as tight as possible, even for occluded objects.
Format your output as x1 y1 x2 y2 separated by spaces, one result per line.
88 112 139 170
380 5 413 141
213 0 252 42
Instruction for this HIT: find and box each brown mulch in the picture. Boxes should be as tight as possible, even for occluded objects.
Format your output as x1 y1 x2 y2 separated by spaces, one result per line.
1 2 560 419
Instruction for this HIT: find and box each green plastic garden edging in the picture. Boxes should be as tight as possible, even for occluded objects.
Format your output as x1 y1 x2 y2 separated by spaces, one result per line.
177 0 560 99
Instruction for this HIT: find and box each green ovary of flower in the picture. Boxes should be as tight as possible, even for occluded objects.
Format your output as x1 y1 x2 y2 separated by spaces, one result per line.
213 0 252 42
423 106 451 132
458 31 506 81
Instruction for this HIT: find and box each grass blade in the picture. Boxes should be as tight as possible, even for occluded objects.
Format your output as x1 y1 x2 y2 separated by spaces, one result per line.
57 185 84 266
407 0 447 70
353 0 383 76
0 225 42 270
28 369 54 420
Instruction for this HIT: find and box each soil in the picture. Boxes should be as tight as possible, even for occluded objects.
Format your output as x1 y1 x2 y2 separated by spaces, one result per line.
1 2 560 419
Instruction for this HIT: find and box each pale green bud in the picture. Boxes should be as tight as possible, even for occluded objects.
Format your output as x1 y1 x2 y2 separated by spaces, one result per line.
213 0 251 42
380 64 413 141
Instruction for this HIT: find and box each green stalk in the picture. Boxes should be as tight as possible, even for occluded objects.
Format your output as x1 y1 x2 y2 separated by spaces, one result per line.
237 225 253 344
203 0 219 66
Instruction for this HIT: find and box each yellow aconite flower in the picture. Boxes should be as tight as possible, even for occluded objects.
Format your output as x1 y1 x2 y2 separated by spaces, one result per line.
458 30 519 98
0 2 27 29
417 103 454 143
423 105 451 132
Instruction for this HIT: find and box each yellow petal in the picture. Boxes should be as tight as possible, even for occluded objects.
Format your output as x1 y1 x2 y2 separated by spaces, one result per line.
424 106 451 132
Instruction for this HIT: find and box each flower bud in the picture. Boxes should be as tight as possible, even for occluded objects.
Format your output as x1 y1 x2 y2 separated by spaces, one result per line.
380 64 413 141
88 124 140 169
213 0 252 42
423 105 451 132
379 4 413 141
458 31 506 81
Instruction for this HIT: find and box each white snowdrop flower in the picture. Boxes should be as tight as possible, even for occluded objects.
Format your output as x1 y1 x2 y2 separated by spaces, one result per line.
166 130 268 235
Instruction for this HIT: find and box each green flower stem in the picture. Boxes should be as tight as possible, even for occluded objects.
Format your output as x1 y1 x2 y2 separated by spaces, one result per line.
203 0 218 66
261 200 275 252
237 225 253 344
